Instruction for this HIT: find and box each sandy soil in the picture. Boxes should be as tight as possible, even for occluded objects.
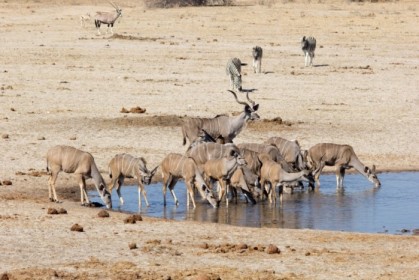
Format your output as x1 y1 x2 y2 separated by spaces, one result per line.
0 0 418 279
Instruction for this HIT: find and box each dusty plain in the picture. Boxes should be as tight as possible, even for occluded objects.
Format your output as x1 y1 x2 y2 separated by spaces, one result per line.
0 0 418 279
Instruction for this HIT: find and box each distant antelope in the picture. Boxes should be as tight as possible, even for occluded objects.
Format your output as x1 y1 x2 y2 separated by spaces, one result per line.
307 143 381 189
182 90 259 146
226 57 243 91
46 145 112 208
252 46 263 73
108 154 158 209
160 153 218 208
94 1 122 35
301 36 316 67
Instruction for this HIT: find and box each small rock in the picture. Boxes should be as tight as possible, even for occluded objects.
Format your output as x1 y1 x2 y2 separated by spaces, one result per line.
128 242 137 250
195 274 211 280
199 242 209 249
124 216 136 224
69 136 77 140
97 210 110 218
265 244 280 254
400 229 410 233
1 134 9 139
58 208 67 214
1 273 9 280
47 208 59 215
132 214 142 221
236 243 248 250
120 107 129 113
37 136 46 140
2 180 12 186
305 251 311 256
130 106 146 114
70 223 84 232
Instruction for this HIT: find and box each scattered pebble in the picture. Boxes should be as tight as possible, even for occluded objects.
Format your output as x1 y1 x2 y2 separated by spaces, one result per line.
47 208 59 215
236 243 248 250
1 273 9 280
200 242 209 249
1 134 9 139
195 274 211 280
123 214 142 224
37 136 46 140
70 223 84 232
128 242 137 250
265 244 280 254
305 252 311 256
69 136 77 140
48 207 67 215
97 210 110 218
2 180 12 186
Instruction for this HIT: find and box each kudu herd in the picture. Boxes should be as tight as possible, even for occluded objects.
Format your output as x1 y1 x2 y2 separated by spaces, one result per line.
45 86 381 211
43 42 381 210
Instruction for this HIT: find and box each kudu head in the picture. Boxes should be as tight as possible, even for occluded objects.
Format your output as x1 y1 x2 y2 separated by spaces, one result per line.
228 149 247 166
138 158 158 185
364 165 381 188
199 184 218 208
228 90 260 121
99 184 112 209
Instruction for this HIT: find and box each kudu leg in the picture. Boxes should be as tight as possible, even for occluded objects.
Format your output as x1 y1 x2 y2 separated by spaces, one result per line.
77 175 90 206
138 182 149 208
168 180 179 206
48 172 60 203
186 180 196 208
114 175 124 205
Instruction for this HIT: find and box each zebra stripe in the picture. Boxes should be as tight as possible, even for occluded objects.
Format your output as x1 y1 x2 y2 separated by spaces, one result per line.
301 36 316 67
226 57 242 91
252 46 263 73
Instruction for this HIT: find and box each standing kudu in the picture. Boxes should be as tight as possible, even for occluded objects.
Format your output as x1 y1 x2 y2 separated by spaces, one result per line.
108 154 158 209
258 153 313 205
264 136 307 171
160 153 218 208
181 90 259 146
307 143 381 189
203 150 247 206
46 145 112 208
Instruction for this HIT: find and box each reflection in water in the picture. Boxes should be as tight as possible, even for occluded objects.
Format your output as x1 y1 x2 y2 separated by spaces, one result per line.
89 172 419 234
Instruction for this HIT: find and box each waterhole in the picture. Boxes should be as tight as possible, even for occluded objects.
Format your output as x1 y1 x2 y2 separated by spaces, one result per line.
90 172 419 234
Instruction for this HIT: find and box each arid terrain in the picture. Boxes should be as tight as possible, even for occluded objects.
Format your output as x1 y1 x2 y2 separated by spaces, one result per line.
0 0 418 279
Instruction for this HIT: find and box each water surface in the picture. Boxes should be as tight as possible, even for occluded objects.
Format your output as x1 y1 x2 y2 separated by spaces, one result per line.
90 172 419 234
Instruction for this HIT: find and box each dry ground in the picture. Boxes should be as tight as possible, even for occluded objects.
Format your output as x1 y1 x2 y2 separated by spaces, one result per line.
0 0 418 279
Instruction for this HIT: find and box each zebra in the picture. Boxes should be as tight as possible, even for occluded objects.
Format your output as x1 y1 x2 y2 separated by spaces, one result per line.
226 58 242 92
252 46 263 73
301 36 316 67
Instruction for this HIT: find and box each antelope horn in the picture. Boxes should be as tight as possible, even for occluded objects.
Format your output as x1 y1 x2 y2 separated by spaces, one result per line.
246 92 256 106
228 90 248 107
107 0 118 9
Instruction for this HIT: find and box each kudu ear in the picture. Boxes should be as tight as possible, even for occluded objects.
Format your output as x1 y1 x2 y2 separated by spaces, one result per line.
371 165 376 173
364 166 370 174
252 104 259 111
